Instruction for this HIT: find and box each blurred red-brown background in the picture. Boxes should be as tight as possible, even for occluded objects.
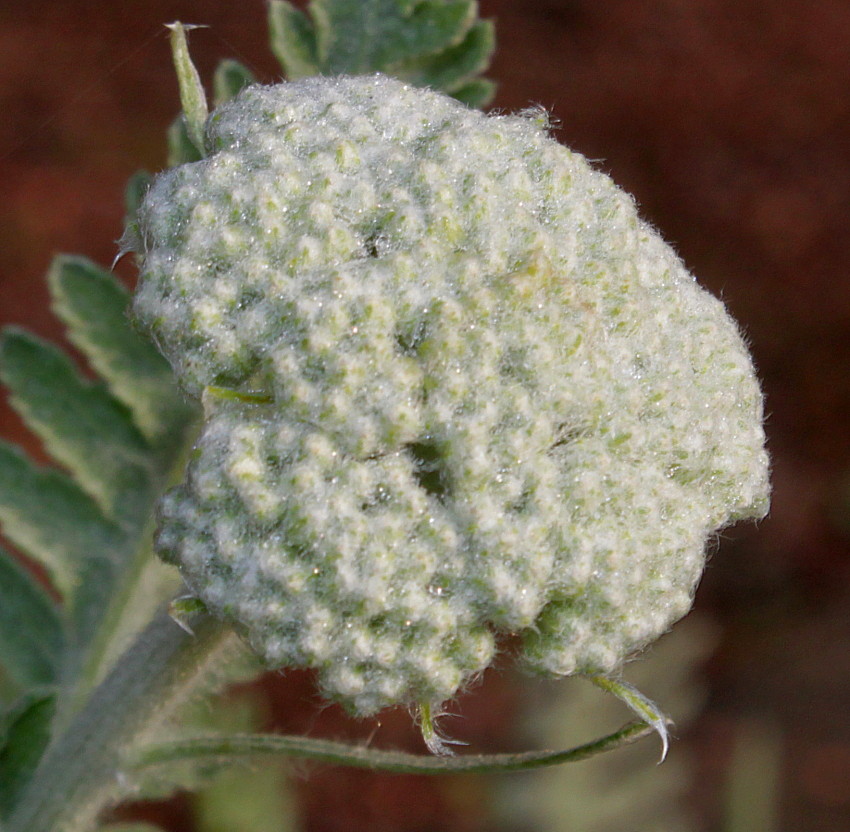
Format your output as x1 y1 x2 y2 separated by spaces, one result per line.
2 1 850 830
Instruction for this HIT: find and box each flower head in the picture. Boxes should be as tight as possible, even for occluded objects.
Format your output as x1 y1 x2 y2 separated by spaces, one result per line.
132 74 769 716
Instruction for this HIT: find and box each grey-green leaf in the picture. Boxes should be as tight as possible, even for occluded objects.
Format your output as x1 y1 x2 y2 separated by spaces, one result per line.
213 60 256 106
0 329 153 521
0 691 55 818
268 0 321 79
47 255 194 455
294 0 476 75
392 18 495 97
0 441 122 598
268 1 495 102
0 548 64 689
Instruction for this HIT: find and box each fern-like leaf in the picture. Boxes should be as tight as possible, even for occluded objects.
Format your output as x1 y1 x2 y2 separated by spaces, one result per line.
269 0 495 103
0 442 119 599
0 329 152 522
0 256 197 698
47 256 193 460
387 17 494 96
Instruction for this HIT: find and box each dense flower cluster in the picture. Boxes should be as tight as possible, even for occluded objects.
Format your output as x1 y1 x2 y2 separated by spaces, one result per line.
131 74 769 716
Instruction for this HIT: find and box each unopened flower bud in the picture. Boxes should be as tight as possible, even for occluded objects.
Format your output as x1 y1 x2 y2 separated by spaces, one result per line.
132 74 769 716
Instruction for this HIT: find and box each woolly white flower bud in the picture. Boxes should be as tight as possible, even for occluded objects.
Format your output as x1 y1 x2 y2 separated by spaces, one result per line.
132 74 769 716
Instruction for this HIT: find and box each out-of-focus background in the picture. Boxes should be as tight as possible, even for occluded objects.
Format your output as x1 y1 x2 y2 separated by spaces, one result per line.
1 1 849 830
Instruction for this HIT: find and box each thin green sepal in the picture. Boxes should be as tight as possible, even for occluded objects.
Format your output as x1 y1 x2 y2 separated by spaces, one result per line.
587 674 671 762
417 701 466 756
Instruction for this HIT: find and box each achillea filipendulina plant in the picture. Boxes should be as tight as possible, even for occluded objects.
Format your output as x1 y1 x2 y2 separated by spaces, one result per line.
0 5 769 830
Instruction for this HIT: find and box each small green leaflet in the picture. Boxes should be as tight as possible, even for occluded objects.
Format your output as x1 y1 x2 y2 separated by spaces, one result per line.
392 18 495 106
0 691 56 818
0 442 120 598
0 548 63 690
0 329 152 523
269 0 495 105
47 256 193 461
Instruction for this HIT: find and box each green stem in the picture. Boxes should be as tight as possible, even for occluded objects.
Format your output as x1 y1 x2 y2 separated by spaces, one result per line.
6 610 235 832
130 720 655 776
57 539 179 730
58 419 200 728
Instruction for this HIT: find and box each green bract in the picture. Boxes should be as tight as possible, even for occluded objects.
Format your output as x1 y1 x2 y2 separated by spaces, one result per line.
130 75 769 716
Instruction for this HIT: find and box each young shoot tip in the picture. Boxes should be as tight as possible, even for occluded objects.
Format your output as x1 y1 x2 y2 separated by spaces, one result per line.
166 21 210 158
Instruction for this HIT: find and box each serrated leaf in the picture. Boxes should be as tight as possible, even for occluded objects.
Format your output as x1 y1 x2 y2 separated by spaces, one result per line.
269 1 495 102
2 244 197 697
0 691 55 818
0 329 154 521
268 1 321 79
0 548 64 689
167 116 204 167
285 0 477 76
47 255 194 454
391 18 494 95
213 60 256 106
0 442 119 596
447 77 495 108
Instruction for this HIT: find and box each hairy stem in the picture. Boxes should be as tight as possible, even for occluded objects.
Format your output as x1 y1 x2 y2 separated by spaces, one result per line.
7 609 235 832
57 540 180 731
131 720 656 775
